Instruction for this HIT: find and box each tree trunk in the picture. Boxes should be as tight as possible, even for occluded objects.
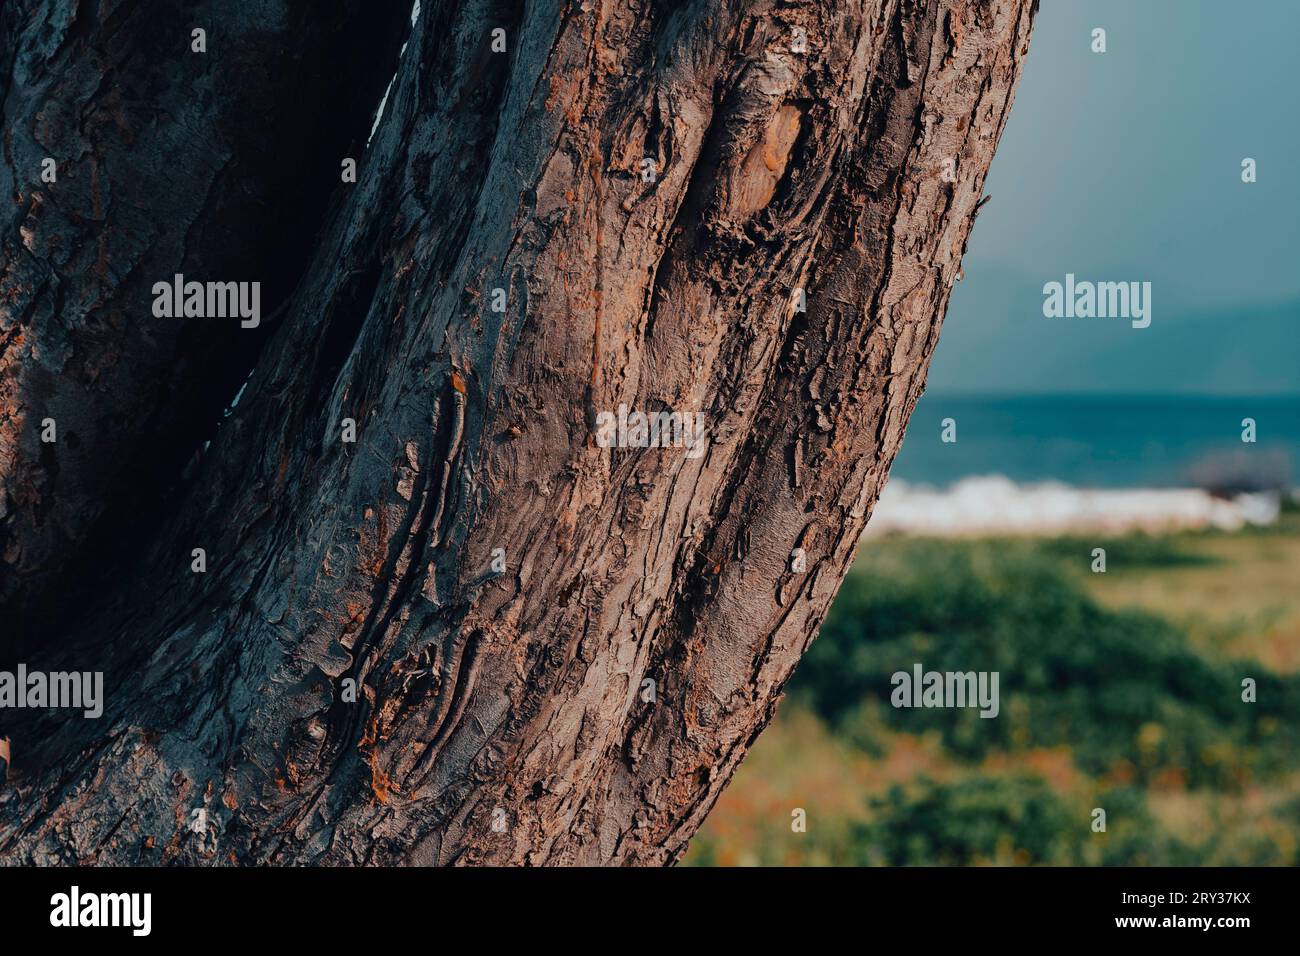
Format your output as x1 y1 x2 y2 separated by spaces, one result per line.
0 0 1035 865
0 0 411 632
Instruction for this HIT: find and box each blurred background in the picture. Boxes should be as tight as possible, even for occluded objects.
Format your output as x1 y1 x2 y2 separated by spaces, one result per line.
688 0 1300 866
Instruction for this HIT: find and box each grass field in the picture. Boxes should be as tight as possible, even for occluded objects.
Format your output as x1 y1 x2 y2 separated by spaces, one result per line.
1077 520 1300 673
687 511 1300 866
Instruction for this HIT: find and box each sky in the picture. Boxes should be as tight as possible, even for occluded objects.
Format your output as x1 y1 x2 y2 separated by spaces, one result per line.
927 0 1300 395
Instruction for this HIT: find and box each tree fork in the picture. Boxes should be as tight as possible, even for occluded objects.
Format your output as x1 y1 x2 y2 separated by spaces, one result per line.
0 0 1036 866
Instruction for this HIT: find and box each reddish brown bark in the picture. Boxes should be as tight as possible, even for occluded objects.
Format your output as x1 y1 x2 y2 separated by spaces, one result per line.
0 0 1035 865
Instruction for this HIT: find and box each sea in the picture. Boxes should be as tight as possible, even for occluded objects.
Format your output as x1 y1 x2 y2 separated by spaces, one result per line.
890 394 1300 490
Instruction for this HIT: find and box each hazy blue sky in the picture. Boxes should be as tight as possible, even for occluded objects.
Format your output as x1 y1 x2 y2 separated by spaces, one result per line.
928 0 1300 394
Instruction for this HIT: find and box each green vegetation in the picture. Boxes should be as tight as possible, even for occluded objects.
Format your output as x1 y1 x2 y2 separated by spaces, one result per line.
853 777 1202 866
687 518 1300 866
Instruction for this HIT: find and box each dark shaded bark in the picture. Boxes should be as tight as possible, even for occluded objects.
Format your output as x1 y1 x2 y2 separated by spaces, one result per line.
0 0 411 632
0 0 1035 865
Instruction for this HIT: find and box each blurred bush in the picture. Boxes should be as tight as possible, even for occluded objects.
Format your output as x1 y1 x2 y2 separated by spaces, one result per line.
689 531 1300 866
796 538 1299 789
851 777 1219 865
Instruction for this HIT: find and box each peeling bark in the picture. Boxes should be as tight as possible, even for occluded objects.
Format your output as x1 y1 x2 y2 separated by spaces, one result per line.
0 0 1036 865
0 0 410 630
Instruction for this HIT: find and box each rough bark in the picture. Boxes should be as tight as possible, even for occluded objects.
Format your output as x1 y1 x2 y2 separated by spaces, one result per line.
0 0 410 631
0 0 1035 865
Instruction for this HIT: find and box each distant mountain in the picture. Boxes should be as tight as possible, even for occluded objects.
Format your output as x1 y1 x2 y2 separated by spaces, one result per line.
927 266 1299 395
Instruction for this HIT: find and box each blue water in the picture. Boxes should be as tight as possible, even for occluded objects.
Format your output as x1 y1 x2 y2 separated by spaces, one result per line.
891 395 1300 489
